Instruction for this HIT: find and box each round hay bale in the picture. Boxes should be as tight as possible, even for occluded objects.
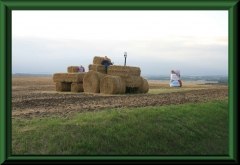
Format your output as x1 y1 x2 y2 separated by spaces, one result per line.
55 82 71 92
107 65 141 77
93 56 111 65
137 77 149 93
123 76 143 87
83 70 106 93
71 82 84 92
100 75 126 94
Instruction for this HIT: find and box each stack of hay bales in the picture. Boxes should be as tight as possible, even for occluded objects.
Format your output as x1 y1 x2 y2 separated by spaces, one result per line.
52 68 86 92
52 56 149 94
88 56 111 74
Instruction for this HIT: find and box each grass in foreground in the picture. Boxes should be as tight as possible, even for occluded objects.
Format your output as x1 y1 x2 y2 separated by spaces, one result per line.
12 100 228 155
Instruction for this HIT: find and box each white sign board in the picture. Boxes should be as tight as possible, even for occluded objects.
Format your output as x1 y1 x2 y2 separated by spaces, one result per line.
124 52 127 58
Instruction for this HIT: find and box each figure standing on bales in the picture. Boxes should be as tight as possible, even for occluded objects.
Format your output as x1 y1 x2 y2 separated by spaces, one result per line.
78 65 85 72
101 56 113 74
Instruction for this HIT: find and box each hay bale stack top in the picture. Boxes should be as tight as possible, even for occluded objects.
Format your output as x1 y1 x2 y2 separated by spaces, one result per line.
107 65 141 77
67 66 79 73
93 56 111 65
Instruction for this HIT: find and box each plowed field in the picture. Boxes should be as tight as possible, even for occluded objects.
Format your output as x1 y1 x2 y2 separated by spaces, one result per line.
12 77 228 119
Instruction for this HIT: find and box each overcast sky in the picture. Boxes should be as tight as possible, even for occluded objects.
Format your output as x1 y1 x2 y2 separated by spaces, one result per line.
12 10 228 76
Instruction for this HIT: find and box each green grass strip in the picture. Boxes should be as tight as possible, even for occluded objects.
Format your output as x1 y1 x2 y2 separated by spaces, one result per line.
12 100 228 155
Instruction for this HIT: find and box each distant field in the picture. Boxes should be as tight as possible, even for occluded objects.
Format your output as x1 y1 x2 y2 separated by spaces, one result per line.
148 80 219 85
12 77 228 119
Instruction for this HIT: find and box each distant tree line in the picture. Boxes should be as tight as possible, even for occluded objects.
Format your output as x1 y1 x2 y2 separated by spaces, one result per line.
144 75 228 82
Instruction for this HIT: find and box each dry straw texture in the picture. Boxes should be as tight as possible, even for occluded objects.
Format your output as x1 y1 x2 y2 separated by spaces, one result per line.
53 73 86 83
83 70 106 93
107 65 141 77
122 76 143 87
100 75 126 94
88 64 106 74
67 66 79 73
52 73 65 82
71 83 84 92
137 77 149 93
65 73 86 83
55 82 71 92
93 56 111 64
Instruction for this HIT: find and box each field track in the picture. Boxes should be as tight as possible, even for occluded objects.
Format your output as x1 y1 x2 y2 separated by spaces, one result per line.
12 77 228 119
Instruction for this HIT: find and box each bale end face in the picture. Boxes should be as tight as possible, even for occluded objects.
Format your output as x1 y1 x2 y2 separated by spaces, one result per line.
137 77 149 93
52 73 65 82
93 56 111 65
100 75 126 94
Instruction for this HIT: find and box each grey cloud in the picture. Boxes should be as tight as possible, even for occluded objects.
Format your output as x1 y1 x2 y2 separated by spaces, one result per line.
12 37 228 75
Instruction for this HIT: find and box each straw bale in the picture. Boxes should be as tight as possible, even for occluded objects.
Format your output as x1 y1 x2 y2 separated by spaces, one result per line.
88 64 106 74
137 77 149 93
71 82 84 92
52 73 65 82
93 56 111 65
83 70 106 93
64 73 86 83
100 75 126 94
122 76 143 87
107 65 141 77
67 66 79 73
52 73 86 83
55 82 71 92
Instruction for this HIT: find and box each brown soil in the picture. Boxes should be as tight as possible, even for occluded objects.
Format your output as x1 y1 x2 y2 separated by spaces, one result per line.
12 77 228 119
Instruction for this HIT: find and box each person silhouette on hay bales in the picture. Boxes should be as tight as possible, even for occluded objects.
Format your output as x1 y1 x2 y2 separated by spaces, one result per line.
101 56 113 74
78 65 85 72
